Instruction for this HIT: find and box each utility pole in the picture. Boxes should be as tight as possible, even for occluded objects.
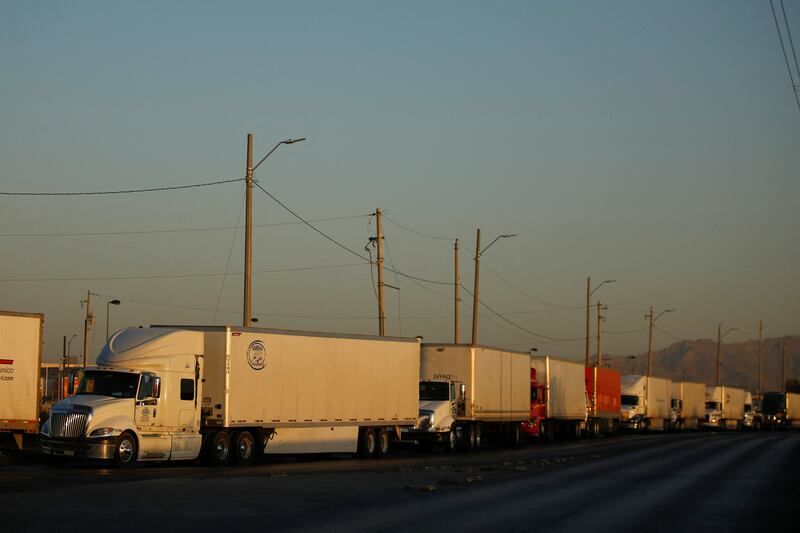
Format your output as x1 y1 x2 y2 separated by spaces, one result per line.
758 319 763 399
62 336 67 373
716 323 722 386
647 307 654 378
376 208 386 336
82 290 94 369
243 134 254 328
585 277 591 366
454 238 460 343
596 301 607 366
471 228 481 346
782 336 787 393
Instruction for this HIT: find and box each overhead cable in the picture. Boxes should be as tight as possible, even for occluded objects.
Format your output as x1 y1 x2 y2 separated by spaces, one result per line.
0 178 245 196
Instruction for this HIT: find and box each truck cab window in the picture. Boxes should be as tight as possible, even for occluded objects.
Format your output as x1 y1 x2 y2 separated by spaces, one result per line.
137 373 156 400
180 378 194 401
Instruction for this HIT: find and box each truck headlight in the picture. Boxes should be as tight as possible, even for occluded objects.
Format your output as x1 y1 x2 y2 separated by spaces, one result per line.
40 419 50 437
415 412 434 429
88 427 121 438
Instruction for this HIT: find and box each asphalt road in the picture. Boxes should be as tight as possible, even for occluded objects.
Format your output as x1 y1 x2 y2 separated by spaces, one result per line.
1 431 797 532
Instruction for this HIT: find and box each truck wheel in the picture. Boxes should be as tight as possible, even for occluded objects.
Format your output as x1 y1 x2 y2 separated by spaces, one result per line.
376 428 391 457
359 428 377 458
113 431 138 468
512 424 521 447
446 427 457 453
208 430 231 466
232 430 255 465
468 424 481 451
573 421 582 441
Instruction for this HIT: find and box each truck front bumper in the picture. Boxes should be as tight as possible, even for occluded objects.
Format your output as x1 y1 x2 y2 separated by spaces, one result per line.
41 437 116 460
399 428 446 444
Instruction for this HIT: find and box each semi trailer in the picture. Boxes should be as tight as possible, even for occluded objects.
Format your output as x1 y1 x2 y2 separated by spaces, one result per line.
521 356 588 441
702 386 746 430
585 365 621 436
620 375 671 432
0 310 44 452
670 381 705 431
403 344 530 450
40 326 420 466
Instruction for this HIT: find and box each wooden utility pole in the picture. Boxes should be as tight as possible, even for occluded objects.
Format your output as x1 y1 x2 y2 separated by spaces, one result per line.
82 290 93 369
471 228 481 346
376 208 385 336
716 323 722 386
62 336 67 373
596 301 607 366
243 133 254 328
646 307 655 378
454 239 460 343
758 319 764 399
585 277 591 366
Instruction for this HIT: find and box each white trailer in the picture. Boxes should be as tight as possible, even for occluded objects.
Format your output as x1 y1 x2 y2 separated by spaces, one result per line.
404 344 530 450
703 386 746 430
670 381 705 431
0 310 44 451
41 326 420 466
620 375 671 432
530 355 587 440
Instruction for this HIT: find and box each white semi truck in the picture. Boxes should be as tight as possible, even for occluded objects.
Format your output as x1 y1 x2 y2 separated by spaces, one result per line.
403 344 530 451
670 381 705 431
0 310 44 452
620 375 671 432
40 326 419 466
702 386 746 430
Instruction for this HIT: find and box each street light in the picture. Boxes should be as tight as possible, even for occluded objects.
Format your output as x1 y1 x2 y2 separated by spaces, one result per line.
646 307 675 377
585 278 616 365
716 324 738 386
106 299 121 342
471 229 516 346
244 135 306 328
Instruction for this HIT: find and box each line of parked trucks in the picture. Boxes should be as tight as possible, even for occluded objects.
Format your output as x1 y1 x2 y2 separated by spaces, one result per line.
1 310 797 467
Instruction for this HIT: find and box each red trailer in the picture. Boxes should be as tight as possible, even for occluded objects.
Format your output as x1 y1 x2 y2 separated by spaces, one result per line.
585 366 621 436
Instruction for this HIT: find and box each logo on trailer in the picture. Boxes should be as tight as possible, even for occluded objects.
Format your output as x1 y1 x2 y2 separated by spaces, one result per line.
247 341 267 370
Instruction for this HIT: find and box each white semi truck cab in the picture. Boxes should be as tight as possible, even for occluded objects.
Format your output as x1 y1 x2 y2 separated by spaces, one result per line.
41 329 203 466
404 380 465 451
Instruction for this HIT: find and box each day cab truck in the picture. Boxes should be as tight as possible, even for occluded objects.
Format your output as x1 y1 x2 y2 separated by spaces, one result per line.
521 355 587 441
743 392 761 430
670 381 705 431
585 365 621 437
620 375 671 433
761 391 800 430
702 386 746 430
403 344 529 451
40 326 419 466
0 310 44 452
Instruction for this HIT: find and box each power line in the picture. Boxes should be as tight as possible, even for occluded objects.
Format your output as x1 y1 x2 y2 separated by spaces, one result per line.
770 0 800 111
654 325 685 342
0 263 365 282
780 0 800 82
382 215 455 241
0 178 245 196
0 215 369 238
212 196 245 324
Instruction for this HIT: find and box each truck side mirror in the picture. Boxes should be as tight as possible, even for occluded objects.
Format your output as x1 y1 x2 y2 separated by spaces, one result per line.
459 383 466 401
152 377 161 399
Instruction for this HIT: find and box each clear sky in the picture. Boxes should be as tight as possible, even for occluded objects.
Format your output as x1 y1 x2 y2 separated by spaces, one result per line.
2 1 799 363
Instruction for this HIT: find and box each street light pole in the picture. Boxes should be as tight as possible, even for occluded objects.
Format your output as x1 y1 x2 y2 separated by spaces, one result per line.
454 239 460 343
106 299 121 341
646 307 674 378
716 324 738 386
596 301 607 366
585 278 616 366
471 230 516 346
82 290 94 369
782 336 787 393
758 319 763 399
242 134 306 328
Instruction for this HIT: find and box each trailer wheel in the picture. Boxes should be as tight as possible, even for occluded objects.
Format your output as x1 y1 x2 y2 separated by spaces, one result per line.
573 421 582 441
359 428 377 458
376 428 391 457
511 424 521 447
445 427 458 453
232 430 255 465
467 424 481 451
208 430 231 466
113 431 138 468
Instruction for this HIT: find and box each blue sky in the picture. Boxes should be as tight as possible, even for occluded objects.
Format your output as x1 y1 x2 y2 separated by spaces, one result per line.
1 1 799 363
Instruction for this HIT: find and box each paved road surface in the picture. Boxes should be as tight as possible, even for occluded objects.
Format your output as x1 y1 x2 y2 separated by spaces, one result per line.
1 431 797 531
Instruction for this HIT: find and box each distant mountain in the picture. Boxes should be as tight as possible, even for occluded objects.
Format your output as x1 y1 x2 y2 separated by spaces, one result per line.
603 336 800 393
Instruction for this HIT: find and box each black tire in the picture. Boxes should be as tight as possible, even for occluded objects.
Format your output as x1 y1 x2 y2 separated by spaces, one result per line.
232 430 255 466
359 428 377 458
468 424 482 451
376 427 391 457
544 421 555 444
113 431 138 468
511 424 521 447
573 421 582 441
207 430 231 466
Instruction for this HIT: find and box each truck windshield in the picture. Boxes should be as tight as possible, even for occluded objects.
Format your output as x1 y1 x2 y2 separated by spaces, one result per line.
77 371 140 399
705 401 721 410
761 393 785 415
621 395 639 407
419 382 450 401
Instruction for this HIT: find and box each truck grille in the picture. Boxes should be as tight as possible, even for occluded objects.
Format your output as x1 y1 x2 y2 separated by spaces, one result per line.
50 406 91 438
